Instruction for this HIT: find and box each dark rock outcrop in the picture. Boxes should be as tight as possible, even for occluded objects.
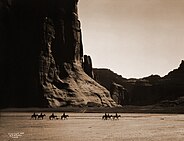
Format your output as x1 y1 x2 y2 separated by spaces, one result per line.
83 55 94 78
94 60 184 106
110 82 129 105
94 68 127 90
0 0 117 108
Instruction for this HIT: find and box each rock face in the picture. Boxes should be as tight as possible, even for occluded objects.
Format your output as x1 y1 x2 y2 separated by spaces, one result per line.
110 82 129 106
0 0 117 108
83 55 94 78
94 60 184 106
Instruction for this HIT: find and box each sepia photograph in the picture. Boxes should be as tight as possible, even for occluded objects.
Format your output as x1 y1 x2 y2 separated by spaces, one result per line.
0 0 184 140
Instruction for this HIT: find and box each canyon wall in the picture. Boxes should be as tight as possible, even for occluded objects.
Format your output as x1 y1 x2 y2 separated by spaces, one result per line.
94 60 184 106
0 0 117 108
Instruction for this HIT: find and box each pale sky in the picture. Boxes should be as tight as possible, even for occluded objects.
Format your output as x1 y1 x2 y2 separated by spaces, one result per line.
78 0 184 78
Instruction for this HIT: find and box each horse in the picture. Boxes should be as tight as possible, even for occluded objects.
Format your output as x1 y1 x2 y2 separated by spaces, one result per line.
31 113 38 120
49 113 57 120
38 113 46 120
112 113 121 120
61 113 69 120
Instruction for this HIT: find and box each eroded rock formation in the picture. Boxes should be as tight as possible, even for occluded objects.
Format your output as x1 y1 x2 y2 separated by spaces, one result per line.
0 0 117 108
94 60 184 106
83 55 94 78
110 82 129 105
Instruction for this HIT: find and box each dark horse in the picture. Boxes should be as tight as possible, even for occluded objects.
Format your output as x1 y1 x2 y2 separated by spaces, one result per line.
31 113 38 120
38 113 46 120
49 113 57 120
61 113 69 120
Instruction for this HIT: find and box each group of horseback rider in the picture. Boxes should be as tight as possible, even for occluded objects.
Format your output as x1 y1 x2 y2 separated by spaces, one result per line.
31 112 46 120
31 112 121 120
49 112 69 120
31 112 69 120
102 113 121 120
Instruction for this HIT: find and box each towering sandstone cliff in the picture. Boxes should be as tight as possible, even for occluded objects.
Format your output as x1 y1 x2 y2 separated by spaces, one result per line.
0 0 117 108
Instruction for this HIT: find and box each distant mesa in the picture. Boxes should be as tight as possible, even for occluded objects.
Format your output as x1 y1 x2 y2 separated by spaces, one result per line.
94 60 184 106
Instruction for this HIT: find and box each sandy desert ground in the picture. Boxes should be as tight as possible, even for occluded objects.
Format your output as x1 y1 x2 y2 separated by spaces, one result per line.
1 112 184 141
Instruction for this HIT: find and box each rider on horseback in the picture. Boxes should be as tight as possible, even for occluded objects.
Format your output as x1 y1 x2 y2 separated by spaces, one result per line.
61 112 69 120
31 112 38 120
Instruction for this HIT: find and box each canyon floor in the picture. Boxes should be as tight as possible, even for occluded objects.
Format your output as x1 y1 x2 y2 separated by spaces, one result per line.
1 111 184 141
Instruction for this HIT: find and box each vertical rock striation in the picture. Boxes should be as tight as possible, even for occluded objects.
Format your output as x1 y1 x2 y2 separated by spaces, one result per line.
0 0 117 108
83 55 94 78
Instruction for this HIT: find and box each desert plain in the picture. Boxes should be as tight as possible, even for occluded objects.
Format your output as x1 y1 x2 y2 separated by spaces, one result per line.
1 111 184 141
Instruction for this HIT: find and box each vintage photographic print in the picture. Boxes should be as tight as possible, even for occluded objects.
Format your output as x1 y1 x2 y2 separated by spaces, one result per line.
0 0 184 140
